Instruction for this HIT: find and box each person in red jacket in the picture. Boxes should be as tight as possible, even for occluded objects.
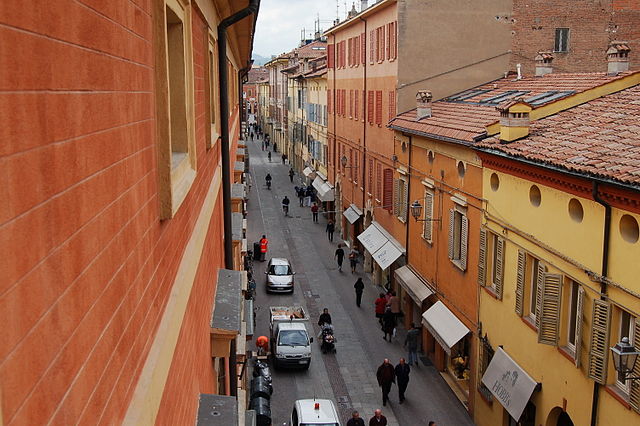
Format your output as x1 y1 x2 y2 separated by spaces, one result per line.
374 293 387 326
259 235 268 261
311 203 319 223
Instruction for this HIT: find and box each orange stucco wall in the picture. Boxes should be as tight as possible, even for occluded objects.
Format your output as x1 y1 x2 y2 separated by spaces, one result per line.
0 2 238 424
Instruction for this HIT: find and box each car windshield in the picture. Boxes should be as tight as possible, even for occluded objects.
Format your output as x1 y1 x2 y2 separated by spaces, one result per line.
278 330 308 346
269 264 291 275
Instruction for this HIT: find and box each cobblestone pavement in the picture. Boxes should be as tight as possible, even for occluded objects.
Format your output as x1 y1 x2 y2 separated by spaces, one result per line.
245 136 474 426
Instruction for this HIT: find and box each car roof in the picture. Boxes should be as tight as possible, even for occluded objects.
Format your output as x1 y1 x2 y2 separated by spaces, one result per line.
295 399 340 424
269 258 290 265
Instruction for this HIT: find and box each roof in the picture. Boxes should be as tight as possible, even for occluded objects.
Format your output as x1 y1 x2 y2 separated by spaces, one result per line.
265 40 327 66
324 0 396 35
246 66 268 84
390 71 635 143
476 83 640 187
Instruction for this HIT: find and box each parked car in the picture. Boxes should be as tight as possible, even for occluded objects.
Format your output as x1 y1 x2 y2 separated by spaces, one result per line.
265 258 295 293
290 399 340 426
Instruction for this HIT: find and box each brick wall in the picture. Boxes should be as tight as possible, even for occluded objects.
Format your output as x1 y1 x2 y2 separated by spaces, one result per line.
0 1 226 424
511 0 640 75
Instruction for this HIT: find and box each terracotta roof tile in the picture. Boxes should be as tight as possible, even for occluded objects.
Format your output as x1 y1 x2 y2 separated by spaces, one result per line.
477 84 640 186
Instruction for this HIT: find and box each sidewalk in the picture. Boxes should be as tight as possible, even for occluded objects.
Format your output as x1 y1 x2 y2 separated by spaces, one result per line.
245 136 474 426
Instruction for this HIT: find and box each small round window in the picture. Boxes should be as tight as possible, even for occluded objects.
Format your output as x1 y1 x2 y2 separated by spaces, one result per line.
529 185 541 207
620 214 639 244
568 198 584 223
457 161 466 178
427 151 435 164
490 173 500 192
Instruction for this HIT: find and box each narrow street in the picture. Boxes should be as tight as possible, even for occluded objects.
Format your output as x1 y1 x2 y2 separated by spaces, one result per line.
246 136 474 426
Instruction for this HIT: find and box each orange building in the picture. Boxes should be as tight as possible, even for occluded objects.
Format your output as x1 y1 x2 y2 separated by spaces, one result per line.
0 0 257 424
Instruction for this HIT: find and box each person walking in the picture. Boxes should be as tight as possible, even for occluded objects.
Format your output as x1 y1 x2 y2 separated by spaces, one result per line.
404 323 420 366
289 168 295 182
354 278 364 307
346 410 365 426
334 244 345 272
376 359 395 406
326 220 335 242
298 186 305 207
259 235 268 262
273 142 277 152
388 291 400 321
368 409 387 426
349 247 359 274
311 203 319 223
375 293 387 325
382 306 396 342
282 153 286 164
395 358 411 404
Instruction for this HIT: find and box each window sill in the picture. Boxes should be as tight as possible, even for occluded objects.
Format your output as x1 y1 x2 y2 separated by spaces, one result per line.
450 259 467 272
482 285 500 300
521 316 538 332
604 385 631 410
421 236 433 246
170 154 196 218
557 346 577 364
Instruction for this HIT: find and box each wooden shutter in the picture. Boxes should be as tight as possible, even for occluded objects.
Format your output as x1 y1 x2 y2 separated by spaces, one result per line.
478 229 487 287
367 90 374 123
362 90 366 120
393 179 400 216
460 214 468 270
574 286 585 368
361 32 366 64
515 250 526 316
375 90 382 125
537 273 562 345
423 191 434 242
354 92 359 120
368 159 373 192
494 237 505 299
393 21 398 59
448 209 455 260
402 179 408 220
342 90 346 116
588 300 611 384
629 319 640 411
369 29 374 64
535 261 545 330
327 89 331 114
376 163 382 200
383 168 393 210
349 90 353 117
331 43 337 67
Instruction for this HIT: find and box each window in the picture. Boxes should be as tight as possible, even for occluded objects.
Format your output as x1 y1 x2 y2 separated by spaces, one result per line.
375 90 382 125
349 90 353 118
394 176 408 221
369 29 375 64
376 163 382 201
367 90 374 123
478 229 504 298
388 90 396 121
207 41 218 148
527 257 543 325
565 280 584 366
354 151 359 184
422 190 435 243
448 206 468 270
555 28 569 52
383 168 393 211
368 159 373 194
478 335 494 401
587 300 611 385
354 91 359 120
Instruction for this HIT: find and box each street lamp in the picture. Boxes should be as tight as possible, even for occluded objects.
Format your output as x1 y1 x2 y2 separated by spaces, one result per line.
610 337 640 381
340 155 358 169
410 200 441 222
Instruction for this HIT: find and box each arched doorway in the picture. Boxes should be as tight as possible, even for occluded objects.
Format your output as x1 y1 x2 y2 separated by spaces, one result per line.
557 412 573 426
545 407 574 426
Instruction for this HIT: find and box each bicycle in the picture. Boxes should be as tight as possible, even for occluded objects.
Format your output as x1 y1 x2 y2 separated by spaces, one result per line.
282 204 289 216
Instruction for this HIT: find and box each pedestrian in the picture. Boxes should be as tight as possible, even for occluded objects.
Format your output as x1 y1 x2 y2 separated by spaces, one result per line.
368 409 387 426
289 168 294 182
311 203 319 223
318 308 332 326
273 142 277 152
298 186 305 207
262 140 266 151
326 220 335 242
376 359 395 406
349 247 359 274
282 153 286 164
259 235 268 262
335 244 345 272
382 306 396 342
354 278 364 307
428 422 436 426
346 410 365 426
388 291 400 320
375 293 386 325
395 358 411 403
404 323 420 366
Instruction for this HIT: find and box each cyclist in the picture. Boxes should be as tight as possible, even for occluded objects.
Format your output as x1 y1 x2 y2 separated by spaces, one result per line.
282 196 290 216
265 173 272 190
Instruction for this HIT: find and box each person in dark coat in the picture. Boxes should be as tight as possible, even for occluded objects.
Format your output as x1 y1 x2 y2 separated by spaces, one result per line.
346 410 365 426
318 308 332 326
354 278 364 307
289 168 295 182
395 358 411 403
326 220 335 242
298 186 305 206
368 409 387 426
334 244 345 272
376 359 395 406
311 203 319 223
382 307 396 342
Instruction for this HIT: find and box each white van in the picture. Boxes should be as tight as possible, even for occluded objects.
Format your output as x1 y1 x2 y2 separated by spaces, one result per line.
290 399 340 426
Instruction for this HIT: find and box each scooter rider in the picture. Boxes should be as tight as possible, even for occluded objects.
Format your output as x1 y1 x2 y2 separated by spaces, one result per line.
265 173 272 189
318 308 332 327
282 195 290 215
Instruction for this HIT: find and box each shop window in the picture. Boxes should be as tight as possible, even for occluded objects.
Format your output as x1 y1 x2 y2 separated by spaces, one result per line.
478 335 494 402
448 206 468 271
449 337 470 381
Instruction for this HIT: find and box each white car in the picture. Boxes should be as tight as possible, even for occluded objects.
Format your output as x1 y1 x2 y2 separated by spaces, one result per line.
290 399 340 426
265 257 295 293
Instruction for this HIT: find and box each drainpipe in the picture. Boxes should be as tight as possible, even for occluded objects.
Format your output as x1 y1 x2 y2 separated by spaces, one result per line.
218 0 260 270
404 135 412 262
590 180 611 426
359 16 367 211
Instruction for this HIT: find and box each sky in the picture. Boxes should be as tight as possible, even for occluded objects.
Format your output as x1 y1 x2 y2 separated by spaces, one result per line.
253 0 353 59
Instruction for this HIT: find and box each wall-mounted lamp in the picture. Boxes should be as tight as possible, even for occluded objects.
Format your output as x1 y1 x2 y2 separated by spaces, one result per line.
340 155 358 169
611 337 640 382
410 200 441 222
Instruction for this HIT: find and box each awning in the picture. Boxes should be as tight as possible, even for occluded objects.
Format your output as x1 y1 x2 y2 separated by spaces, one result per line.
317 182 335 202
395 265 434 305
481 347 539 421
316 171 327 181
357 222 405 270
303 167 316 178
312 176 325 191
421 301 470 355
343 205 362 224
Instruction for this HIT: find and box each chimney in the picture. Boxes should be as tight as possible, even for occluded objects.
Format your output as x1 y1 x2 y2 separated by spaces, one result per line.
416 90 432 120
361 0 368 11
607 41 630 75
534 51 554 76
497 99 532 142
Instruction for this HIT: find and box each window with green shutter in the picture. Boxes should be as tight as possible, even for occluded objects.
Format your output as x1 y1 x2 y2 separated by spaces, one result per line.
588 300 611 385
538 273 562 346
422 191 434 243
515 250 526 316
